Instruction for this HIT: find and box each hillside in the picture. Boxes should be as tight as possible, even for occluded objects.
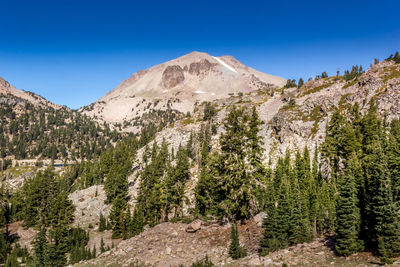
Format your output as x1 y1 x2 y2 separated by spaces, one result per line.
0 77 60 109
0 77 122 163
80 52 286 132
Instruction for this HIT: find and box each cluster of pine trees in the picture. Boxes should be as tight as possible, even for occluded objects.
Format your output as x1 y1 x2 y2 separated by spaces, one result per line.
191 100 400 263
343 65 364 81
78 122 164 190
0 165 95 266
258 101 400 262
195 106 265 221
95 138 193 239
127 109 183 131
323 101 400 262
104 106 217 238
259 148 335 255
386 51 400 64
134 140 190 227
0 101 121 161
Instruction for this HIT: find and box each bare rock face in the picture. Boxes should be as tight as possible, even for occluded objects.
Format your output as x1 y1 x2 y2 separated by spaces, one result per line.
0 77 11 92
162 65 185 88
8 221 37 252
189 59 213 75
68 185 111 229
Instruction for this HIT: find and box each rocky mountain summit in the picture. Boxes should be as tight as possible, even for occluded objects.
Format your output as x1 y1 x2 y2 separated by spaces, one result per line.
80 52 286 131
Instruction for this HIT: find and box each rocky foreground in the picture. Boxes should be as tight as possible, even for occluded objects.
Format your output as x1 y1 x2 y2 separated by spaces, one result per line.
75 217 399 267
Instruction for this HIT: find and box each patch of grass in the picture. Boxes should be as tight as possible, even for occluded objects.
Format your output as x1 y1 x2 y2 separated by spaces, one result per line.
301 105 325 136
301 105 323 122
279 102 298 112
383 66 400 82
302 82 334 96
342 79 358 89
181 117 194 126
339 93 351 107
0 166 36 178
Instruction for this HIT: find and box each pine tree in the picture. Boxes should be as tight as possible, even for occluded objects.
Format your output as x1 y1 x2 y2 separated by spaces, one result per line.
298 78 304 88
259 186 280 255
360 101 386 244
186 131 194 159
214 106 260 219
130 205 144 236
0 228 11 264
309 147 319 236
247 106 266 179
32 226 48 266
275 178 291 247
288 177 312 245
163 144 190 219
135 140 168 226
387 119 400 202
47 224 69 267
228 222 246 259
100 237 106 253
199 123 211 168
4 250 18 267
99 212 106 232
123 208 131 239
109 194 127 238
92 246 96 258
335 154 364 256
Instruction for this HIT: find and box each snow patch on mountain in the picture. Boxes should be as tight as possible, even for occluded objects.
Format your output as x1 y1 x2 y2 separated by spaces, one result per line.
212 56 238 73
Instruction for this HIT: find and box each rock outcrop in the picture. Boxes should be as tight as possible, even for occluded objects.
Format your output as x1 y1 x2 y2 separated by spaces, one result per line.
162 65 185 88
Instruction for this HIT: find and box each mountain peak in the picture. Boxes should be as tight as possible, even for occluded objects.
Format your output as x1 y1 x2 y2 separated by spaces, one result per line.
81 53 286 128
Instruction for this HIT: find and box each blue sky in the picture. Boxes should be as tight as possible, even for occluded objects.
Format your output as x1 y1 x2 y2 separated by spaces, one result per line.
0 0 399 109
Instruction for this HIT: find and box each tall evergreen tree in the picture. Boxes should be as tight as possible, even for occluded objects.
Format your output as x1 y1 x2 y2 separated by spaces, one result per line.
229 222 246 259
109 195 127 238
335 154 364 256
32 227 48 266
99 212 106 232
387 119 400 202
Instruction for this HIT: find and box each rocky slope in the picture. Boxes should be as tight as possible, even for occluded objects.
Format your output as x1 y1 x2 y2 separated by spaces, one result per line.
0 77 60 109
80 52 286 131
76 217 396 267
130 59 400 163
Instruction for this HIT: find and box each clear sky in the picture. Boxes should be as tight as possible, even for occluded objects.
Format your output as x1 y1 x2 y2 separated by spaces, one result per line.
1 0 399 109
